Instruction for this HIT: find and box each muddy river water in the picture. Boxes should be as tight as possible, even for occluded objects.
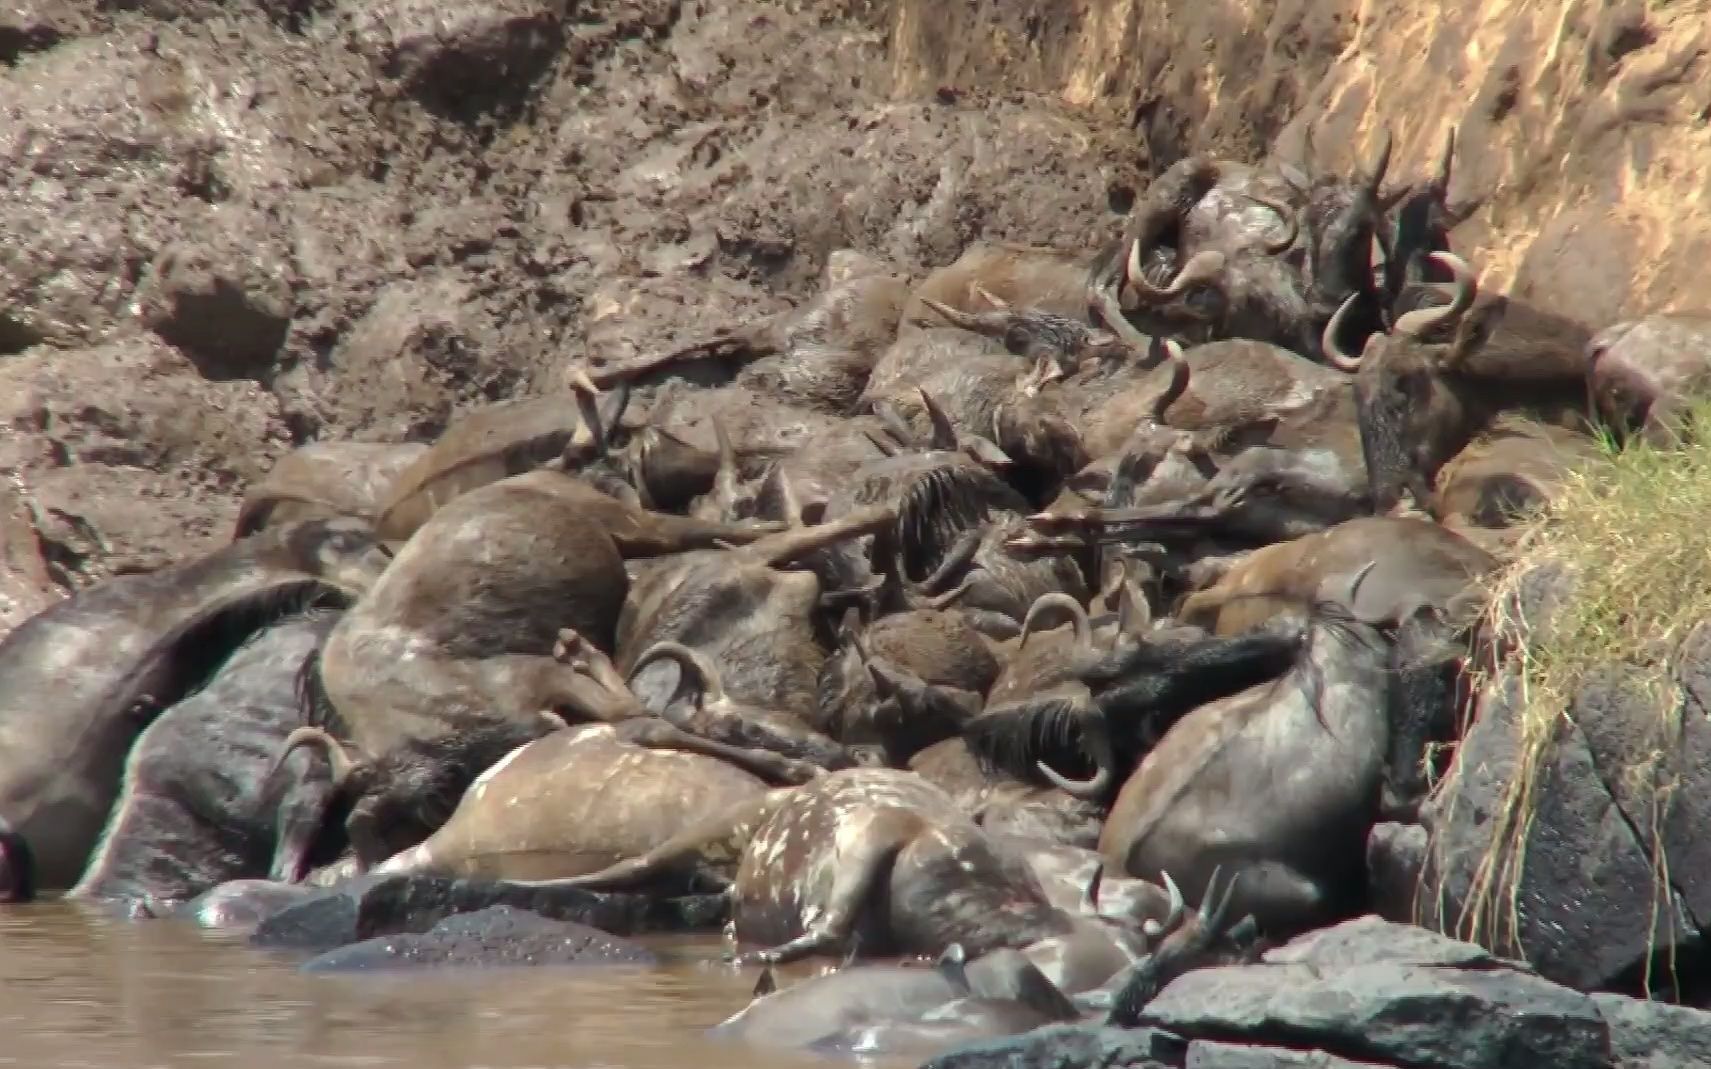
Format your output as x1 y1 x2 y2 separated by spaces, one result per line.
0 903 914 1069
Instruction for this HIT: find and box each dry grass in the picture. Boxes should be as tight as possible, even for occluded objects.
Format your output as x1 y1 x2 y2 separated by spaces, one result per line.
1432 404 1711 975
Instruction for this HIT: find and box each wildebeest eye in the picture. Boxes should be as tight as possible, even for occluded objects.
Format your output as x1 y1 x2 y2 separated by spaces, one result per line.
1003 324 1034 353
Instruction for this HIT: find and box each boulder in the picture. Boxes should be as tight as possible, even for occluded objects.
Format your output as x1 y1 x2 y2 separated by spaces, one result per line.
1139 921 1615 1069
920 1023 1186 1069
1421 654 1711 993
299 905 657 971
247 872 726 954
1185 1043 1399 1069
1592 992 1711 1069
345 0 569 111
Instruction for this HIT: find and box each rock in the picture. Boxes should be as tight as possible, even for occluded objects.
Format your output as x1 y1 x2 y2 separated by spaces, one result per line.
132 225 294 381
0 487 59 641
299 905 657 971
920 1023 1187 1069
1592 992 1711 1069
248 873 726 954
1422 659 1709 993
347 0 568 110
1141 957 1614 1069
1185 1043 1399 1069
1365 823 1428 928
1261 915 1508 971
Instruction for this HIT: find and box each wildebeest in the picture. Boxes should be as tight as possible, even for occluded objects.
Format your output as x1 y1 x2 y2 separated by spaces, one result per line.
234 441 428 539
1097 565 1401 938
0 516 391 893
1586 312 1711 444
282 457 784 871
66 609 345 910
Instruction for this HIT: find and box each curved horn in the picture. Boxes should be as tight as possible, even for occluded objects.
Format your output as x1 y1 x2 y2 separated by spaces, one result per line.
566 370 608 458
973 284 1009 309
1081 860 1105 914
1149 338 1190 420
1019 591 1092 652
918 388 959 450
1035 702 1117 800
1320 292 1365 373
272 726 357 789
1236 190 1300 254
919 296 984 332
1143 870 1186 938
629 641 727 707
1391 251 1475 338
1124 249 1227 306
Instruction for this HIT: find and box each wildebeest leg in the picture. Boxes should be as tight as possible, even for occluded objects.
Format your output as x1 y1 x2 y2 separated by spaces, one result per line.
732 809 920 966
908 529 983 595
268 767 338 884
507 790 794 892
612 718 824 786
1102 867 1243 1027
0 829 34 903
960 609 1022 642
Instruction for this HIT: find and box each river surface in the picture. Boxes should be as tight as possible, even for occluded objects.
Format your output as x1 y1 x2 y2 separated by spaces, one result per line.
0 903 915 1069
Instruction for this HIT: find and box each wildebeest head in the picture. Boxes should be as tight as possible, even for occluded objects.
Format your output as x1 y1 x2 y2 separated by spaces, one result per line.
1330 251 1479 511
281 515 395 598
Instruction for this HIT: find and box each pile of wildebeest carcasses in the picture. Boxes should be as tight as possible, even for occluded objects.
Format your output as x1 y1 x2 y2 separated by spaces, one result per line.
2 125 1706 1061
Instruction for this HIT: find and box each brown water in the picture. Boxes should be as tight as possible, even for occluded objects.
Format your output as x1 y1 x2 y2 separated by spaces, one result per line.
0 904 915 1069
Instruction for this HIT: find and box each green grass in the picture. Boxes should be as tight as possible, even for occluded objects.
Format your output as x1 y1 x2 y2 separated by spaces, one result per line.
1431 402 1711 988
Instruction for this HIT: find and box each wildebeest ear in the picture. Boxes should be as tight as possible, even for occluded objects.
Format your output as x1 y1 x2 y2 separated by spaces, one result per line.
751 967 777 998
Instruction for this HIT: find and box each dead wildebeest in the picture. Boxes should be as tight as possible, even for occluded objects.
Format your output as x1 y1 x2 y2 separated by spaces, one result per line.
963 593 1304 805
1429 415 1600 537
1586 312 1711 445
1033 443 1371 561
1098 563 1416 938
278 452 784 871
370 650 826 887
713 943 1079 1058
370 375 662 542
1171 515 1496 638
627 642 863 771
1092 133 1393 365
906 736 1105 851
518 768 1165 993
0 515 391 894
902 243 1105 332
616 493 898 723
1333 251 1594 512
66 609 346 911
584 249 908 405
233 440 428 539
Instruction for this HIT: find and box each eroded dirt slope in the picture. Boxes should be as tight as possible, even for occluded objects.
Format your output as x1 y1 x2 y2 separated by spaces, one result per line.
3 0 1706 635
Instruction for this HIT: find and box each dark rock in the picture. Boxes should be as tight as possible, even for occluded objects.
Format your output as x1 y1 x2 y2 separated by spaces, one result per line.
1142 960 1614 1069
1420 672 1694 993
920 1023 1187 1069
299 905 657 971
249 873 726 954
1365 824 1428 927
1592 992 1711 1069
350 0 568 110
1261 915 1509 971
1185 1042 1400 1069
134 232 293 380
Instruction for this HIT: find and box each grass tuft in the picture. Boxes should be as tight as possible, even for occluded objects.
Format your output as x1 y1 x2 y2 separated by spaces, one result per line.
1431 402 1711 977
